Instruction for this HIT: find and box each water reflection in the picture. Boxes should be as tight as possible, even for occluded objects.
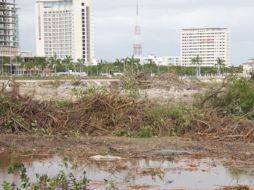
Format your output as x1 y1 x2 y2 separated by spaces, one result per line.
0 154 253 189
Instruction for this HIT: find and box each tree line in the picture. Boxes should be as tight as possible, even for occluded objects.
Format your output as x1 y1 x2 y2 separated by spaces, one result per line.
0 55 242 77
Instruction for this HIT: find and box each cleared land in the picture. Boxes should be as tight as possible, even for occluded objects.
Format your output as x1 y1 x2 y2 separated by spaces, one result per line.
0 73 254 189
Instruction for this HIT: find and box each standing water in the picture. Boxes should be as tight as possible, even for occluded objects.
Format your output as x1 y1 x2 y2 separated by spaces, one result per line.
0 154 253 189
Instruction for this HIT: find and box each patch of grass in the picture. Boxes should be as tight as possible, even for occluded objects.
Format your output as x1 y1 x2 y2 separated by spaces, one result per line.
147 104 199 136
50 99 69 108
72 85 109 99
114 128 133 137
137 125 154 138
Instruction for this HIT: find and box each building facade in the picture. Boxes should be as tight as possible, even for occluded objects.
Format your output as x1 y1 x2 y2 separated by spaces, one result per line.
243 58 254 75
156 56 179 66
36 0 93 63
180 28 230 67
140 55 179 66
0 0 19 57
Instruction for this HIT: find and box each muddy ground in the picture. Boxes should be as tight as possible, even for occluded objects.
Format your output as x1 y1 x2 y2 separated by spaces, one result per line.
0 135 253 169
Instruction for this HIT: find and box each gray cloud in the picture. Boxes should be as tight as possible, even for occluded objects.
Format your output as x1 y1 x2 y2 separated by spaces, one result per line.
18 0 254 65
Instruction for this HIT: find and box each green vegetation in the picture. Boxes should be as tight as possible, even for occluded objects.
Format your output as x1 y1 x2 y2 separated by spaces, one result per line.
191 55 202 77
2 161 90 190
138 126 154 138
205 77 254 117
148 104 198 136
0 75 254 141
0 56 242 78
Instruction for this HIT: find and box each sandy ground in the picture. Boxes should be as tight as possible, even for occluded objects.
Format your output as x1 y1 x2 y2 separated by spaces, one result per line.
0 79 203 103
0 135 253 169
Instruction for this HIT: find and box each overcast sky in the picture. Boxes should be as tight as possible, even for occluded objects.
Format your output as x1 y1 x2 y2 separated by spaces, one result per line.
19 0 254 65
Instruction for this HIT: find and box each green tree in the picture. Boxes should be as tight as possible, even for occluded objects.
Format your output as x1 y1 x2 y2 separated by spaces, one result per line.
191 55 202 77
216 58 225 76
24 61 34 76
34 57 47 75
77 59 84 73
62 55 73 73
14 55 23 75
49 54 60 74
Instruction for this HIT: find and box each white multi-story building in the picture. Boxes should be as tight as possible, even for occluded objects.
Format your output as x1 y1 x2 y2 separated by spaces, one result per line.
180 28 230 67
156 56 179 66
243 58 254 75
140 55 179 66
36 0 93 63
0 0 19 57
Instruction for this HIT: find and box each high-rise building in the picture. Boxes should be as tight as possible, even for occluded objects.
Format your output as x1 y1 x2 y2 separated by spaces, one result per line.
0 0 19 57
36 0 93 63
180 28 230 67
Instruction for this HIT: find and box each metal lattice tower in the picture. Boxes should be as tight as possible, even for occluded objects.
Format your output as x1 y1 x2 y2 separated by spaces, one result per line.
133 0 142 58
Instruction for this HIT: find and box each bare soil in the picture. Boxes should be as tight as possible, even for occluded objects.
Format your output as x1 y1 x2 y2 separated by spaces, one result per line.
0 135 254 168
0 78 204 103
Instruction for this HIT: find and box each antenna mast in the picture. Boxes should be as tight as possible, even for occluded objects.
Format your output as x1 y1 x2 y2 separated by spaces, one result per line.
133 0 142 58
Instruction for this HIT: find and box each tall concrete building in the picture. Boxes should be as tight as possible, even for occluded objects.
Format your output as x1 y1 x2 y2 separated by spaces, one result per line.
36 0 93 63
180 28 230 67
0 0 19 57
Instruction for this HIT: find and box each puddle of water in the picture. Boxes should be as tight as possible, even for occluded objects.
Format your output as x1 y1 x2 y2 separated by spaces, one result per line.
0 154 253 190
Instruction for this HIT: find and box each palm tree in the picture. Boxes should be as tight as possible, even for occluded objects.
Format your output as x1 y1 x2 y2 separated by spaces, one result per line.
62 55 73 73
49 54 60 74
77 58 84 73
23 61 34 76
34 57 47 76
115 59 123 72
191 55 202 77
215 58 225 76
13 55 23 75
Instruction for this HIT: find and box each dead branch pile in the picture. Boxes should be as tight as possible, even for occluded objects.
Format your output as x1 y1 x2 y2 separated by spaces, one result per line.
137 73 187 90
184 108 254 142
55 93 151 135
217 185 251 190
0 92 153 135
0 87 254 142
137 72 202 90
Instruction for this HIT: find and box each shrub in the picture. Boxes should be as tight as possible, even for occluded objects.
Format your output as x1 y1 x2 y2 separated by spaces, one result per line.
148 104 197 136
138 126 154 138
2 161 90 190
209 77 254 116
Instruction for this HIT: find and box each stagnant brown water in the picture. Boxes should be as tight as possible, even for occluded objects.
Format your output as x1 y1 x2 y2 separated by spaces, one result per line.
0 154 254 189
